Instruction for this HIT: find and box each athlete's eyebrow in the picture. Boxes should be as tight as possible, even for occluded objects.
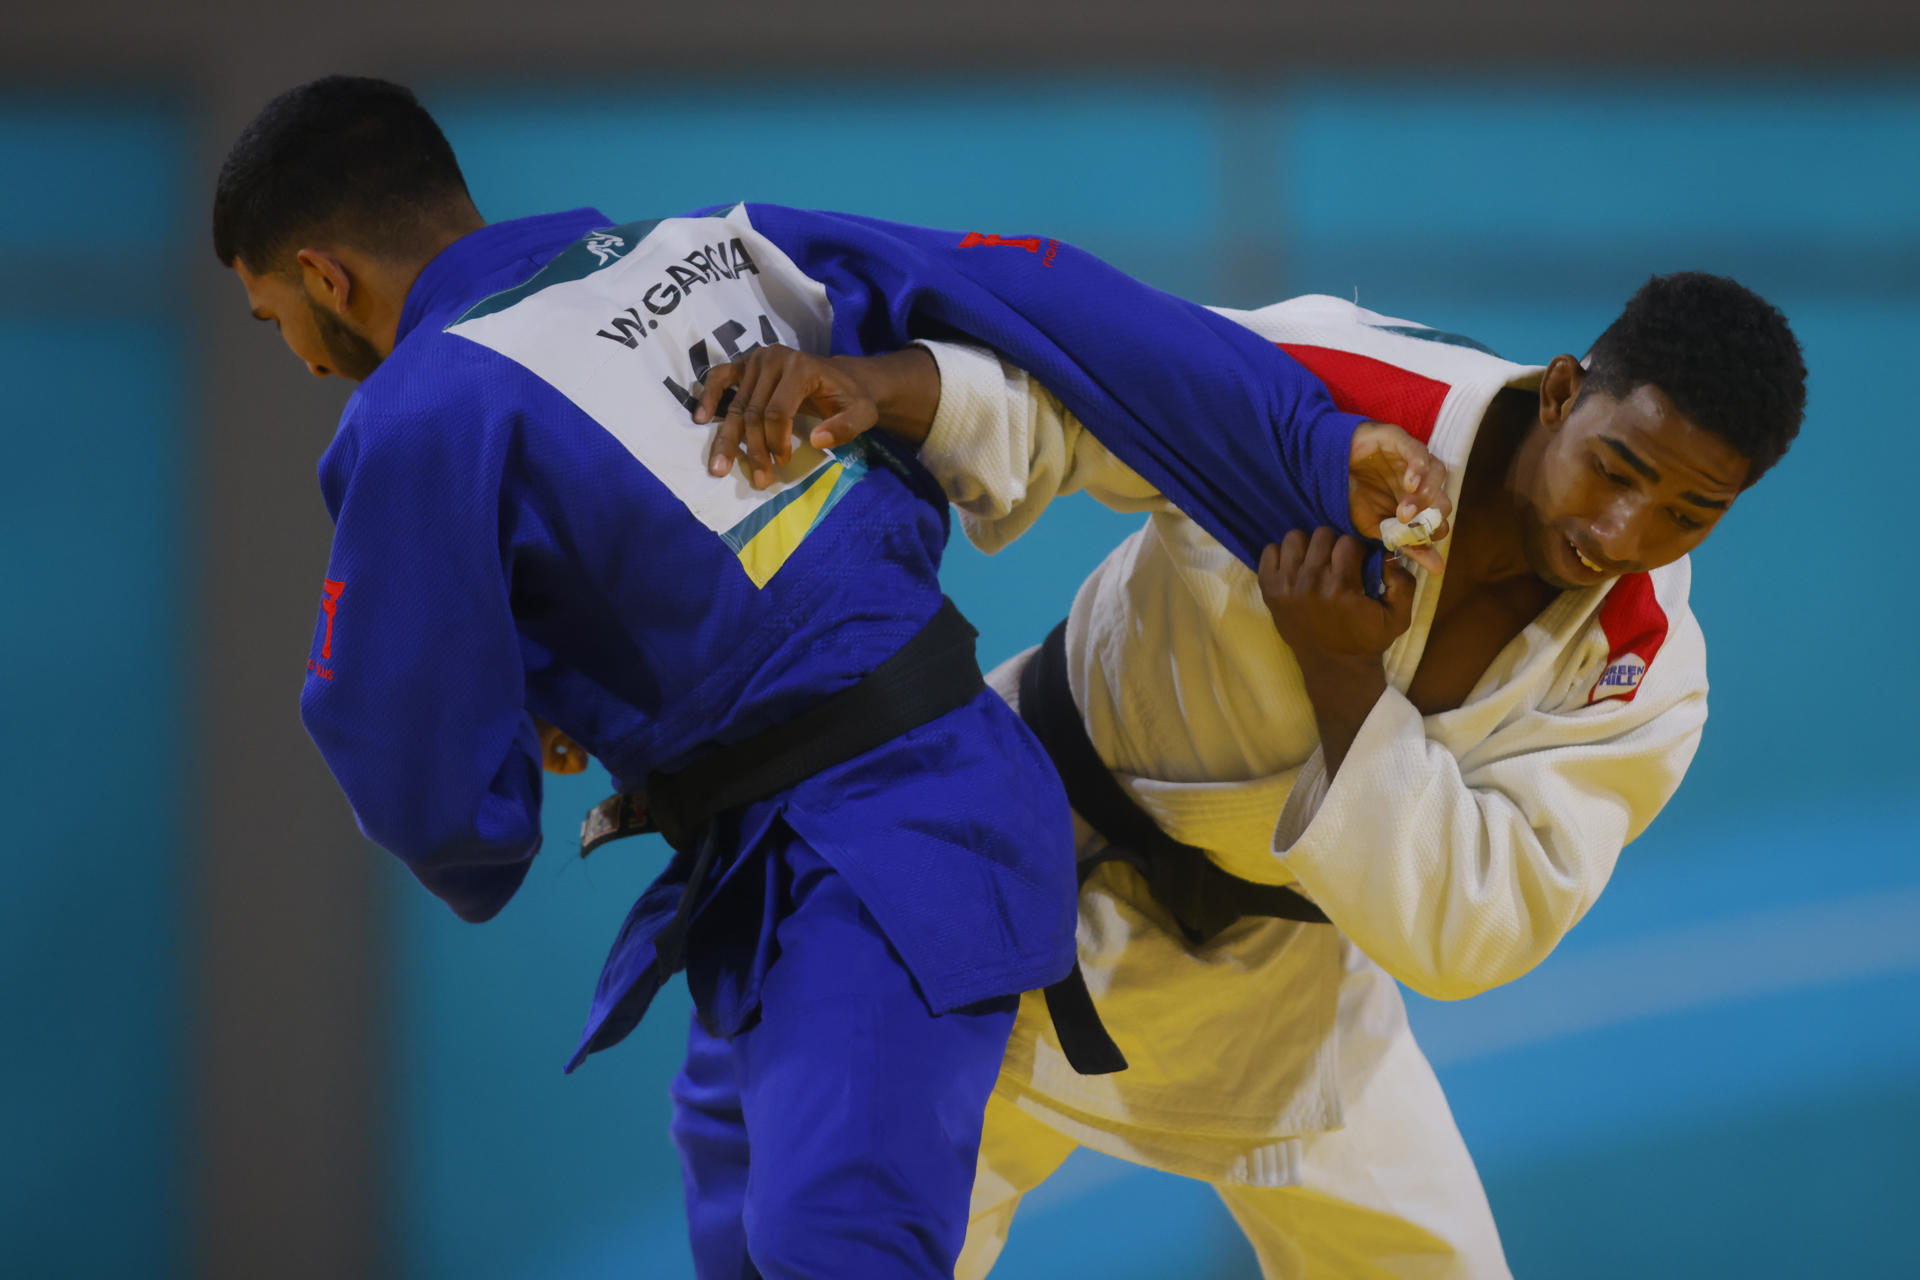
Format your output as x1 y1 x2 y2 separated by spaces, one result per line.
1600 436 1661 482
251 309 270 322
1678 490 1730 510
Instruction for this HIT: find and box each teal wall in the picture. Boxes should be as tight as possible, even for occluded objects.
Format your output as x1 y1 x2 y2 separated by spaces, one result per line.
0 101 192 1278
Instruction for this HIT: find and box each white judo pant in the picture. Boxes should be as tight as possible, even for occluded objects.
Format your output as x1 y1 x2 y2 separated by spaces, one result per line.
955 957 1512 1280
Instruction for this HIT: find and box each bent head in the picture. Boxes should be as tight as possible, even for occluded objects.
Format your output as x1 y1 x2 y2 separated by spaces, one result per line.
213 75 482 383
232 252 387 381
1514 273 1805 589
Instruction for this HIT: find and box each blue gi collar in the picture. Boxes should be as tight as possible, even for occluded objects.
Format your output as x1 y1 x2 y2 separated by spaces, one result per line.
396 206 611 343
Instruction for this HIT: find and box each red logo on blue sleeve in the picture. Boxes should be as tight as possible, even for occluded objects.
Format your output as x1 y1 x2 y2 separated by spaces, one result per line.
319 579 345 658
958 231 1062 268
309 578 346 682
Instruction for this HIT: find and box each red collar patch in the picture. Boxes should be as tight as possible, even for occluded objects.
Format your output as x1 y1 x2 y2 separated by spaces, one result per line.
1277 343 1451 446
1589 572 1668 704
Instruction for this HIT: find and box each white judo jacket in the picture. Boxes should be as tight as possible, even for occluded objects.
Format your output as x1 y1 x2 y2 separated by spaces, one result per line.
914 295 1709 1173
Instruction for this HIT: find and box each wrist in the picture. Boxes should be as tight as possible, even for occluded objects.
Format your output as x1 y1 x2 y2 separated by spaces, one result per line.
859 346 940 445
1304 663 1385 777
1296 653 1387 733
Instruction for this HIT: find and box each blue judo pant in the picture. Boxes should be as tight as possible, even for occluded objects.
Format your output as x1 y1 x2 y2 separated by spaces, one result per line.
670 825 1017 1279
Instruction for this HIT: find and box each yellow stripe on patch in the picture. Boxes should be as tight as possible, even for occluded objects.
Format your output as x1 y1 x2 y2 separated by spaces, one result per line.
735 462 845 588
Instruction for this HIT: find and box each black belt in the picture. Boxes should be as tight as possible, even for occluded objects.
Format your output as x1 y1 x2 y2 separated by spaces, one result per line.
1022 618 1330 1076
577 597 985 985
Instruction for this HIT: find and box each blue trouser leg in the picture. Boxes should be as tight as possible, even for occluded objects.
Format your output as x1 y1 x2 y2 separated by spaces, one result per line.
672 1016 756 1279
670 830 1016 1280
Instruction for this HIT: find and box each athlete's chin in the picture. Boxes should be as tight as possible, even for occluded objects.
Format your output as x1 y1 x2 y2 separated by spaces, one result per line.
336 352 384 383
1525 532 1593 592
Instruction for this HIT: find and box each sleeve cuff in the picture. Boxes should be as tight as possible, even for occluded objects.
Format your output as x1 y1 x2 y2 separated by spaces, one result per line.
1273 684 1425 878
914 339 1016 484
1312 410 1370 537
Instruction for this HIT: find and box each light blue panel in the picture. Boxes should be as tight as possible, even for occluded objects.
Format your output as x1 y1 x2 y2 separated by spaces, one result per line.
1488 1080 1920 1280
430 81 1226 294
1462 807 1920 1280
1285 81 1920 245
0 100 189 1279
390 766 697 1280
0 98 191 248
1683 295 1918 797
0 321 187 1274
1408 803 1920 1120
943 501 1149 672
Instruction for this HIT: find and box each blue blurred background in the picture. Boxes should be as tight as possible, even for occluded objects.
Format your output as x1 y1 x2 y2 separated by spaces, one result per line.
4 66 1917 1280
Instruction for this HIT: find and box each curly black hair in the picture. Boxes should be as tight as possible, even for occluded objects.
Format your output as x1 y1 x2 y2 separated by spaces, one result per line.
213 75 472 273
1583 272 1806 486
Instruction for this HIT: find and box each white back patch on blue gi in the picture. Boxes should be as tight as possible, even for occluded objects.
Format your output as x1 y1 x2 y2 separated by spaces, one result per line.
446 207 860 585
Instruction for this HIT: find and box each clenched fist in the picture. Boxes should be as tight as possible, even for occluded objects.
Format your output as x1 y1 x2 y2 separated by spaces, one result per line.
1257 528 1413 773
1348 422 1451 575
1258 528 1416 666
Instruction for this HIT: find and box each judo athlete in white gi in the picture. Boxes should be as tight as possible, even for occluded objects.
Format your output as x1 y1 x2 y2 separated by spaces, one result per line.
696 274 1807 1277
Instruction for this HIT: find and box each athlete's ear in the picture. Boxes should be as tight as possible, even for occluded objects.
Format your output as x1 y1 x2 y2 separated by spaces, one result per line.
1538 354 1585 431
294 247 353 317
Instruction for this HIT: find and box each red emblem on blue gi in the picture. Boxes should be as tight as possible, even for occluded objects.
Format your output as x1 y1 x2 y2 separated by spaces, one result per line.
319 578 346 660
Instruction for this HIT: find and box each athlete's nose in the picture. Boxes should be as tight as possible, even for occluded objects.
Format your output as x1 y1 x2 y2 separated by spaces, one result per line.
307 362 330 378
1588 493 1645 571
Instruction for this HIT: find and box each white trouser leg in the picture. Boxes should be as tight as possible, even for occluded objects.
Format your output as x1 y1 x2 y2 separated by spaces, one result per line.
1215 956 1511 1279
954 1088 1083 1280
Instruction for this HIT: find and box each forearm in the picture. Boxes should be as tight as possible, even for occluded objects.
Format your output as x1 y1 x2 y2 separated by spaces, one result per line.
847 346 940 446
1296 657 1388 778
908 339 1168 553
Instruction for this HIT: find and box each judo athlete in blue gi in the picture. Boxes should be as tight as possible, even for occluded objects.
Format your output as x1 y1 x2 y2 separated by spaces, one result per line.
216 77 1443 1278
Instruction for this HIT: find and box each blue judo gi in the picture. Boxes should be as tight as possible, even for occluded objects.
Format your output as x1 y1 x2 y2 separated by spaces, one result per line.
299 204 1365 1278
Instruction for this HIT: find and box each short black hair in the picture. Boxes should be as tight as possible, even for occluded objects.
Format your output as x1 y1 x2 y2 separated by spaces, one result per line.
1584 272 1806 485
213 75 472 273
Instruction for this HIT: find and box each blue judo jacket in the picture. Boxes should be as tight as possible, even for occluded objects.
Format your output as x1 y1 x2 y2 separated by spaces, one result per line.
300 204 1365 1068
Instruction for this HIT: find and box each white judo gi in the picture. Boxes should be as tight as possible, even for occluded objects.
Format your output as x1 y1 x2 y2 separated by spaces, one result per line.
912 296 1711 1279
